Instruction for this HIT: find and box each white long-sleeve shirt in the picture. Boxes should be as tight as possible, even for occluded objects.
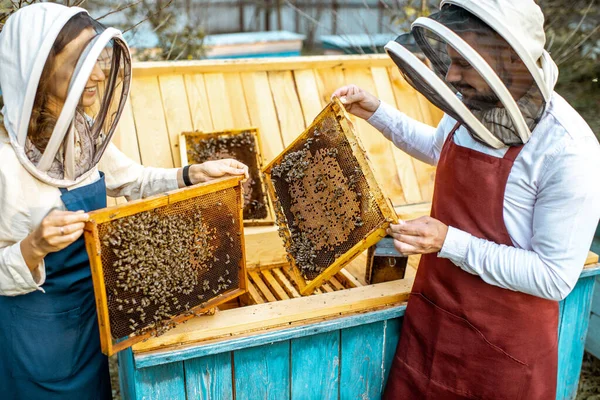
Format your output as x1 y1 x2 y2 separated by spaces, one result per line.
368 93 600 301
0 125 179 296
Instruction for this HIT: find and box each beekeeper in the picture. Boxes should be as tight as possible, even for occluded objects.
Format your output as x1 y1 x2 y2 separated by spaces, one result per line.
0 4 248 398
334 1 600 399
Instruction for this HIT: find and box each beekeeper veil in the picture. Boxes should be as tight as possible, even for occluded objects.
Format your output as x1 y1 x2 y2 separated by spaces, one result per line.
385 0 559 148
0 3 131 186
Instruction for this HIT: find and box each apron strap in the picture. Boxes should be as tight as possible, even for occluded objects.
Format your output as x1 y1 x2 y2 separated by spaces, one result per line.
503 145 525 162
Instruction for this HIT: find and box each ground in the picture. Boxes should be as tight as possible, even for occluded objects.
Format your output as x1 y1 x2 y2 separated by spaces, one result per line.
108 351 600 399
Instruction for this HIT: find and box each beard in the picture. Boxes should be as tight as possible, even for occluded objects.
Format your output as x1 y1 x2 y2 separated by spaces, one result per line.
455 83 500 111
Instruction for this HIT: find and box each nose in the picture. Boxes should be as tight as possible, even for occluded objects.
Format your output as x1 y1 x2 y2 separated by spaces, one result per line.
90 61 106 83
445 62 462 85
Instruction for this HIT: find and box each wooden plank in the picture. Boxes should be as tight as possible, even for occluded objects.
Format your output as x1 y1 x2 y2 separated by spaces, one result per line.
321 283 335 293
132 278 413 352
592 277 600 314
340 321 386 399
184 352 233 400
382 318 402 390
395 202 432 221
223 73 252 128
293 69 323 125
586 251 599 265
261 270 290 300
328 276 346 291
387 67 438 203
342 68 406 206
246 281 264 305
184 74 214 132
586 312 600 360
117 348 137 400
272 268 301 298
243 227 287 266
129 76 174 168
268 70 306 146
158 74 193 167
111 95 142 164
132 54 395 77
233 341 290 400
556 275 596 400
134 361 186 400
240 71 284 163
204 73 236 131
248 271 278 303
291 331 340 400
135 306 407 369
314 67 347 108
372 66 420 206
335 269 362 289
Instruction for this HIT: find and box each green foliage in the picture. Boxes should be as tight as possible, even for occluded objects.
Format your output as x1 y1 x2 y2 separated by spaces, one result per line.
121 0 205 61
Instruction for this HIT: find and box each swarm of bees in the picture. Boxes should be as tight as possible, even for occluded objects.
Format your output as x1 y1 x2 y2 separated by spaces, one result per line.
99 191 242 339
186 130 269 220
269 114 384 280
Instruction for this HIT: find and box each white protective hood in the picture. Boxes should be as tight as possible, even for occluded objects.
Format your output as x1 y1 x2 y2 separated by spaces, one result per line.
0 3 131 187
385 0 559 148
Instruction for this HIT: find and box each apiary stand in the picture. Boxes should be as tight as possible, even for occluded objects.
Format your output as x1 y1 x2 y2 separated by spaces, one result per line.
117 252 599 400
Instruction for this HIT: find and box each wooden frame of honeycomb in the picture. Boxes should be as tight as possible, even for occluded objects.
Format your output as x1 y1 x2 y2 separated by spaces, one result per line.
179 127 275 226
83 176 248 356
263 98 398 295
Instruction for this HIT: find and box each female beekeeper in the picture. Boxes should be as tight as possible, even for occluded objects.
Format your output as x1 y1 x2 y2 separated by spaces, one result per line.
0 3 248 398
335 0 600 399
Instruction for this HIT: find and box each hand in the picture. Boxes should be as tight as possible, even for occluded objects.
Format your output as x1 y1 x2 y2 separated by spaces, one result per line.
331 85 381 120
21 210 89 270
386 216 449 256
189 159 249 184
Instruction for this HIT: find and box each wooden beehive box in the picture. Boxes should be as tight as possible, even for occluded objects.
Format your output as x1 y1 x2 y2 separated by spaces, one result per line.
263 98 398 295
84 176 247 355
179 128 274 225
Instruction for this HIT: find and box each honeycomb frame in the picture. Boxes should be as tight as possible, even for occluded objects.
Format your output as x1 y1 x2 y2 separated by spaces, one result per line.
83 176 248 356
179 128 274 226
263 98 398 295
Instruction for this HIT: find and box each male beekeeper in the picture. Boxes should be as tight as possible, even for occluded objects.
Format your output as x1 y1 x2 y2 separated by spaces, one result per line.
334 1 600 399
0 4 247 398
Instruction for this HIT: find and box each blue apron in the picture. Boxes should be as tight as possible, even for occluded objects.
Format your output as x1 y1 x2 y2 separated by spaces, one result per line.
0 173 112 400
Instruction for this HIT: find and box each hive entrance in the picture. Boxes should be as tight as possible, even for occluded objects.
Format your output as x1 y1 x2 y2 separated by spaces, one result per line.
182 129 271 224
85 177 247 355
264 99 397 294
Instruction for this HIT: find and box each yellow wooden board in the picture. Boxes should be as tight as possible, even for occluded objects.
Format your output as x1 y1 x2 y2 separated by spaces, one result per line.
129 76 174 168
184 74 214 132
158 74 194 167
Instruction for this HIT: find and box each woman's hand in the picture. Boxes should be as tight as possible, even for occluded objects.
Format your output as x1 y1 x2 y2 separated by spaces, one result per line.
332 85 381 120
184 159 249 186
21 210 89 270
386 216 449 256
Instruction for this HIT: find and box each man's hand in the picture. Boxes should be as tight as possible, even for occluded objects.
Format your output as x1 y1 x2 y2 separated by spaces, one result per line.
331 85 381 120
189 159 249 184
386 216 449 256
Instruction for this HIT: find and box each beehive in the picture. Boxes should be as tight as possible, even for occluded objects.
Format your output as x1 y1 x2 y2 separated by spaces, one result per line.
180 128 273 225
263 98 398 295
83 176 247 355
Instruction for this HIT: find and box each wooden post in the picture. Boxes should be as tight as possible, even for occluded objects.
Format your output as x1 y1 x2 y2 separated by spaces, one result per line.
239 0 245 32
276 0 282 31
332 0 339 35
265 0 271 31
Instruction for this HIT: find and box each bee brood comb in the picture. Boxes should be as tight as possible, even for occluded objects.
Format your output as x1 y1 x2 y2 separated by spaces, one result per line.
83 176 248 356
180 128 274 226
263 98 398 295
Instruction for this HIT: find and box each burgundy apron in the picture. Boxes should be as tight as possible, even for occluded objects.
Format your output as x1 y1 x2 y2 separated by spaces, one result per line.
384 124 558 400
